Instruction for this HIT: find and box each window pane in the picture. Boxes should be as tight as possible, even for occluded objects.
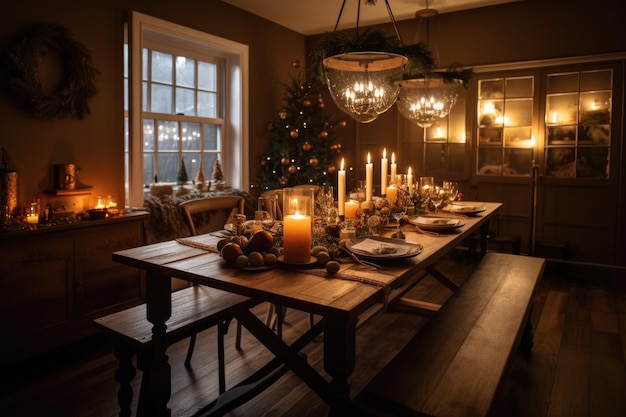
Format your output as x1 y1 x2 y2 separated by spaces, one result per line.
504 99 532 126
203 124 219 150
182 122 200 150
580 70 612 91
158 153 179 183
198 91 217 118
144 153 155 185
176 56 195 88
577 147 608 178
547 73 578 94
152 51 172 84
579 91 611 124
158 120 179 151
504 77 533 98
198 61 216 91
142 48 148 80
546 147 576 177
478 148 503 175
504 148 532 175
151 84 172 113
182 153 200 183
143 119 155 151
203 153 217 179
142 82 148 112
176 87 196 115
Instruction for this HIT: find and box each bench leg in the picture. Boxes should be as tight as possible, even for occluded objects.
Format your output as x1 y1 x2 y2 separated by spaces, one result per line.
113 342 136 417
218 320 227 394
184 333 197 367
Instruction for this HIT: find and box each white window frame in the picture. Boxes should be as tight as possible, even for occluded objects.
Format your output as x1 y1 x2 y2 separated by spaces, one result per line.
127 11 249 207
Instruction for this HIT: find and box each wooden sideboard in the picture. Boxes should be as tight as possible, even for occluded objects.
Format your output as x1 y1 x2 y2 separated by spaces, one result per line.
0 212 149 367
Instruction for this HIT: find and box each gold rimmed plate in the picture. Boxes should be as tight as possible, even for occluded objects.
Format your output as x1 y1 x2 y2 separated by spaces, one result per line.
345 236 423 261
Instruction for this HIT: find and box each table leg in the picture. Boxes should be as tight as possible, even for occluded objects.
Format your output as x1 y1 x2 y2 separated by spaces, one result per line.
479 219 490 259
144 271 172 417
323 317 357 417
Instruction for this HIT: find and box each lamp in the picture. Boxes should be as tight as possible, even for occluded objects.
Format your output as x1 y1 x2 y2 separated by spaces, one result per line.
322 0 407 123
397 77 461 128
324 52 406 123
397 0 463 128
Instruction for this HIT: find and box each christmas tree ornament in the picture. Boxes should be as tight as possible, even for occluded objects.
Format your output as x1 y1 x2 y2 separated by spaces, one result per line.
288 164 297 174
292 59 301 68
266 123 274 131
281 176 289 185
319 131 329 139
327 165 337 174
290 129 299 139
309 157 319 167
303 99 312 107
303 142 312 152
281 157 291 165
279 110 287 119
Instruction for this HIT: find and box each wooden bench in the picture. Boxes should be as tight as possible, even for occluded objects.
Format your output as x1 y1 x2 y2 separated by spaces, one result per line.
353 252 546 417
93 285 255 417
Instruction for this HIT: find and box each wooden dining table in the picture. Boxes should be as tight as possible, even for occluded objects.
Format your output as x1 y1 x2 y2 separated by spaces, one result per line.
112 202 502 417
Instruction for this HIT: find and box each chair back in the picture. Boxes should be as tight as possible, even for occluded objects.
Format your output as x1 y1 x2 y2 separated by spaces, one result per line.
180 196 245 236
259 189 284 220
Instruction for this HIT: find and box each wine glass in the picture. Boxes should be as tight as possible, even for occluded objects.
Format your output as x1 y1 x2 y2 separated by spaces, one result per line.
429 186 445 213
442 181 459 205
390 193 408 237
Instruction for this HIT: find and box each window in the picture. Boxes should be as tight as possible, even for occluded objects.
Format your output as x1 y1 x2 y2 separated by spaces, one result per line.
125 12 249 207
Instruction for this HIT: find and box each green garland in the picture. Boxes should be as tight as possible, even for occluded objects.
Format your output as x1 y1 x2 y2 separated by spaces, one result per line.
1 23 99 120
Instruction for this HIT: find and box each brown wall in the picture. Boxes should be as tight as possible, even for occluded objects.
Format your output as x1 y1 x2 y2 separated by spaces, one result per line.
1 0 305 210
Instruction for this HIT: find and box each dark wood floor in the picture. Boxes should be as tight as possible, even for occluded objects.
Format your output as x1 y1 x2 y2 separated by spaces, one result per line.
2 254 626 417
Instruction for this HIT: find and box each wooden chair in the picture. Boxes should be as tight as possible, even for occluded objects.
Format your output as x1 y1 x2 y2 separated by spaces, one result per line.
179 196 247 355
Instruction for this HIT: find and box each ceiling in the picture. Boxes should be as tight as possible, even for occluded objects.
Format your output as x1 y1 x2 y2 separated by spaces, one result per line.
220 0 520 36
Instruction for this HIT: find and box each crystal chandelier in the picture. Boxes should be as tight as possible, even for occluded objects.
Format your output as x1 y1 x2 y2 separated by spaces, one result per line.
323 52 407 123
322 0 407 123
397 77 461 128
397 0 463 128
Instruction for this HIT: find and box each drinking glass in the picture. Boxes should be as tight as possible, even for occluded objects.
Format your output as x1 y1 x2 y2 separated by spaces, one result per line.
442 181 459 204
429 186 445 213
389 193 408 237
257 195 277 229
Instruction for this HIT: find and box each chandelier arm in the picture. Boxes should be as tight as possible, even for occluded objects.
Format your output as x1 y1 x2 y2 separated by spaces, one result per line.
356 0 361 37
384 0 404 45
333 0 347 32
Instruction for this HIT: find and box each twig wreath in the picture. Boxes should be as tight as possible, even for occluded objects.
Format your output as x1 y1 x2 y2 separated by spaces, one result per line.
1 23 99 120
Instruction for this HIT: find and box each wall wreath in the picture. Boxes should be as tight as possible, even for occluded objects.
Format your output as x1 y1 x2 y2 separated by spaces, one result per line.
1 23 99 120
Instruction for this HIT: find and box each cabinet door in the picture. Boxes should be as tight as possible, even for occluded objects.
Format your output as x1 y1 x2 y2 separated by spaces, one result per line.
0 234 73 365
75 220 144 318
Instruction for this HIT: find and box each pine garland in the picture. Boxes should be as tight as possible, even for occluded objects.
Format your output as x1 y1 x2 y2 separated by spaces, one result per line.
1 23 99 120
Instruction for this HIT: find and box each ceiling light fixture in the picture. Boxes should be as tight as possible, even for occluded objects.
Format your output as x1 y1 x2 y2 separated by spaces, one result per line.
322 0 407 123
397 0 463 128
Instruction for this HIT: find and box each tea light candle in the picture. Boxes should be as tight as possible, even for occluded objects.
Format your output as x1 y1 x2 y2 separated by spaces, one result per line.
344 201 359 219
338 158 345 216
283 212 312 264
390 152 397 180
381 148 388 195
366 153 373 203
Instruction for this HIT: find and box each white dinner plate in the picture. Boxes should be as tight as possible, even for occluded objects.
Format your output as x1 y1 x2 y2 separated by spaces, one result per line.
346 236 423 261
447 202 487 216
409 216 465 231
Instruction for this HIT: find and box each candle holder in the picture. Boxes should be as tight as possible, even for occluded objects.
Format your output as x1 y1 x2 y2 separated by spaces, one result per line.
282 188 314 264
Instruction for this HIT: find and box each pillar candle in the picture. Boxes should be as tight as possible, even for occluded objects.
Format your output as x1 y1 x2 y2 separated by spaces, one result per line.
344 201 359 219
283 213 312 264
26 214 39 224
366 153 373 203
407 167 413 192
338 158 345 216
380 148 388 195
386 185 398 203
390 152 397 182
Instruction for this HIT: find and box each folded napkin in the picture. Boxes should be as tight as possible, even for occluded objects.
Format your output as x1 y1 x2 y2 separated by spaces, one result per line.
414 216 459 226
350 238 413 256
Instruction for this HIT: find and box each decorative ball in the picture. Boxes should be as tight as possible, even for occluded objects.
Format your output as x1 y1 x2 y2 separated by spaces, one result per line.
290 129 299 139
339 120 347 128
281 176 289 185
281 157 291 165
292 59 301 68
303 99 312 107
260 160 266 167
318 102 325 109
288 164 297 174
266 123 274 131
303 142 312 151
309 157 319 167
279 110 287 119
327 165 337 174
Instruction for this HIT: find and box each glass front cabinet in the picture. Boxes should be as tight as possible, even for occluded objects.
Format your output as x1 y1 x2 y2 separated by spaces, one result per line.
395 56 623 265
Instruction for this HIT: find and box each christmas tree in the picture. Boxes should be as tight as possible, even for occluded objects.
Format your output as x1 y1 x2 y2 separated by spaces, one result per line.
255 60 346 191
